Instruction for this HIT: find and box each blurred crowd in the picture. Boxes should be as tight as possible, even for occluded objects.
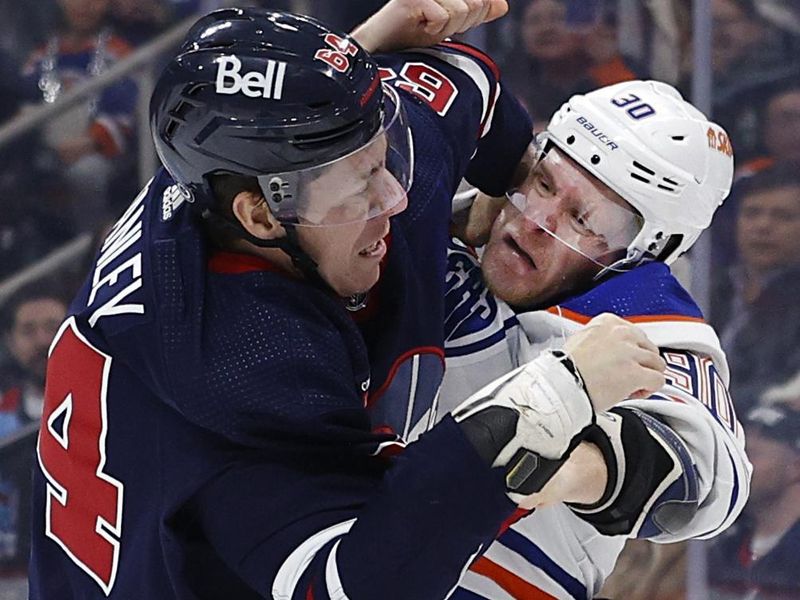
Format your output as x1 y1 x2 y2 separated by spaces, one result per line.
0 0 798 598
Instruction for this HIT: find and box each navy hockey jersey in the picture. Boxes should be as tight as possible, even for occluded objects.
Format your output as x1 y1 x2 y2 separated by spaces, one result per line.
29 45 532 599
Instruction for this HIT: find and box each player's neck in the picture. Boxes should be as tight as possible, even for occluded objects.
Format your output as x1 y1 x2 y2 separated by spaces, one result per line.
234 239 301 278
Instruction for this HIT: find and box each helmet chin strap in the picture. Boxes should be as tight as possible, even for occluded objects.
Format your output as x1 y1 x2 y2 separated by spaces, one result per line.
201 209 369 311
279 223 369 311
201 209 324 288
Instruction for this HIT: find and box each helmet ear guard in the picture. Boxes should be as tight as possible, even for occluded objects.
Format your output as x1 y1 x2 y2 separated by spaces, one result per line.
544 80 734 271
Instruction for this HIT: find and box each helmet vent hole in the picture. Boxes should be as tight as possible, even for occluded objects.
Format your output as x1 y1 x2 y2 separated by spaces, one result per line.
671 136 685 141
170 101 193 121
657 184 675 191
631 172 650 184
663 177 678 186
632 161 656 176
164 120 179 141
183 83 206 98
566 135 576 145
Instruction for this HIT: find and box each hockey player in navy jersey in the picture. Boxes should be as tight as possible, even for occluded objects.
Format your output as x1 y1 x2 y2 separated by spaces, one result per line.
28 3 668 599
441 81 752 599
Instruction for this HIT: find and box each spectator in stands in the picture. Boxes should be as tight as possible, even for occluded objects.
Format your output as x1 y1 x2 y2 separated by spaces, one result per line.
708 404 800 600
108 0 174 46
0 48 69 278
708 0 800 163
20 0 138 234
0 0 59 69
710 165 800 414
0 284 64 579
0 285 66 437
736 80 800 178
502 0 644 128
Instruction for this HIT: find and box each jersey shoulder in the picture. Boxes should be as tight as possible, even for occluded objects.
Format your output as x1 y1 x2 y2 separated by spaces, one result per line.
559 262 704 322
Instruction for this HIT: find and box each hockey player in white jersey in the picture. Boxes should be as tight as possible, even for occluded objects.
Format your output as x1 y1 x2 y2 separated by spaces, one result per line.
442 81 751 599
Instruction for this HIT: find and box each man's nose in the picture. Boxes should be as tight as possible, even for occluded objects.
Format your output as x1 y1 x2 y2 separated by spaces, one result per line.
374 171 407 217
749 212 774 233
35 327 55 349
519 199 561 233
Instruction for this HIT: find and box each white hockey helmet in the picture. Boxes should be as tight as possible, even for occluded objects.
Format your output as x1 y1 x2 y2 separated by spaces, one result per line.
542 80 734 268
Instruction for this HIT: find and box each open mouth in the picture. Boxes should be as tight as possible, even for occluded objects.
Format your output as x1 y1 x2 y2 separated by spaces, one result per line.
359 226 391 258
359 239 384 256
359 229 391 258
506 234 537 270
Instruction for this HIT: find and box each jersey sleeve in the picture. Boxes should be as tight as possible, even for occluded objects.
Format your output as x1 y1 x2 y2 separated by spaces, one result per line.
570 349 751 543
377 42 533 197
153 278 517 599
195 416 515 600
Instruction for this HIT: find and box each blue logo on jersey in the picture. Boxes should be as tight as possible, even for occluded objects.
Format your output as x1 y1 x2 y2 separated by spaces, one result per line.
444 249 499 340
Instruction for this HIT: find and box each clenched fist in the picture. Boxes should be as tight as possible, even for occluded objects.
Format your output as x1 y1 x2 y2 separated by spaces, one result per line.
565 313 666 412
352 0 508 53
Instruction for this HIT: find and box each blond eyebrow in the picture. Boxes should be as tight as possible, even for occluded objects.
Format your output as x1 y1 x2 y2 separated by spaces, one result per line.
537 160 556 188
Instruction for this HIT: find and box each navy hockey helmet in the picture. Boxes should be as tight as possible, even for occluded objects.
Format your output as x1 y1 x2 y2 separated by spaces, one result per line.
150 7 413 227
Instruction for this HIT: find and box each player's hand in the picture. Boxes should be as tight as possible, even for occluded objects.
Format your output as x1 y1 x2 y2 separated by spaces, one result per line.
451 190 506 247
351 0 508 54
564 313 666 412
451 142 541 247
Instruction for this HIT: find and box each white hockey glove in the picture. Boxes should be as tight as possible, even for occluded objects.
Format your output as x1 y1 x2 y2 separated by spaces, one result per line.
453 314 666 505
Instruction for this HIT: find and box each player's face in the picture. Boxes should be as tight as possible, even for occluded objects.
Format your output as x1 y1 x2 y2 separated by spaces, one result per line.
765 90 800 160
711 0 761 74
58 0 110 34
295 137 408 297
522 0 578 62
7 299 66 381
737 185 800 271
481 150 640 308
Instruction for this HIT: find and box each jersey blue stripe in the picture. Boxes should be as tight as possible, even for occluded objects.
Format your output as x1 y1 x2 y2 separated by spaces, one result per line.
697 446 741 538
446 316 518 358
499 528 587 600
446 328 505 358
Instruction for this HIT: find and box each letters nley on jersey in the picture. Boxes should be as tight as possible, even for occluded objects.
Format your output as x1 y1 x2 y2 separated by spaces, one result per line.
215 55 287 99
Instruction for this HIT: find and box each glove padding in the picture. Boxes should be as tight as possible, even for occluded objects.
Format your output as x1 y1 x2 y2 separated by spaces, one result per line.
453 350 594 503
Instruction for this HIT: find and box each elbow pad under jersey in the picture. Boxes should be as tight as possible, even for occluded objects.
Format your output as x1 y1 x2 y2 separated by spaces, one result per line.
568 407 699 537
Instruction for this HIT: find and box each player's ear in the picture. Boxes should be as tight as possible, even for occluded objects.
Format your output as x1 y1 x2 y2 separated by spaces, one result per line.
231 190 287 241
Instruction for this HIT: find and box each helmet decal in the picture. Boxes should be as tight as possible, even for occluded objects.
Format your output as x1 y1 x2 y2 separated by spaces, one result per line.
214 55 287 99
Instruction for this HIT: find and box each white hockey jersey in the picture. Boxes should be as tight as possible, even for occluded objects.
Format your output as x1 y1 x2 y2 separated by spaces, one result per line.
441 241 751 600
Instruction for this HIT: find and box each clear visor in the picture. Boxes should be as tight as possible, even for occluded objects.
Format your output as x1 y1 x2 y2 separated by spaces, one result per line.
508 148 642 269
258 84 412 227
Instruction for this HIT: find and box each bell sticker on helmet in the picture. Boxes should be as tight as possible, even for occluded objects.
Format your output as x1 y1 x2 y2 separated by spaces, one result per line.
215 55 287 99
